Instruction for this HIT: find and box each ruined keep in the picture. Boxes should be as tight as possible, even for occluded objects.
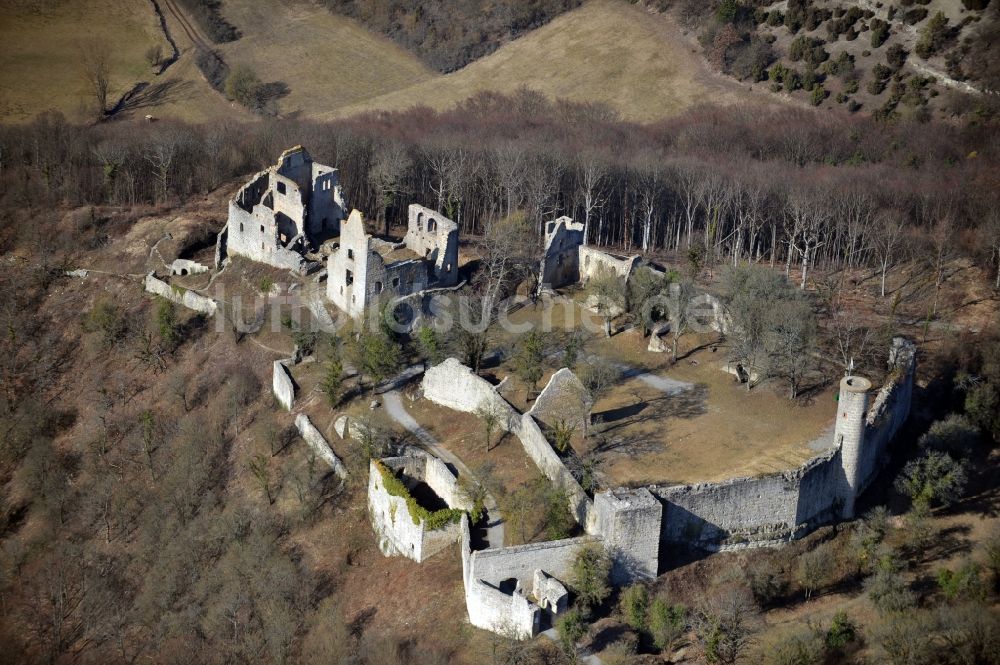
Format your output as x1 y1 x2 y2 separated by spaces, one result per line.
327 205 459 319
219 146 346 272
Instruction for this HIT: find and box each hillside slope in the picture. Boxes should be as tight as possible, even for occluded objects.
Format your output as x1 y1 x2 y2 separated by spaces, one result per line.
215 0 437 116
332 0 790 122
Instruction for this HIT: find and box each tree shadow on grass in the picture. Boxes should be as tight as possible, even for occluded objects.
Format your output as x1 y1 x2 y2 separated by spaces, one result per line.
110 79 193 117
589 384 708 459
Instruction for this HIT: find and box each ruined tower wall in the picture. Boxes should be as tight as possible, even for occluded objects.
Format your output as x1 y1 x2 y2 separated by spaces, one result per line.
404 204 459 286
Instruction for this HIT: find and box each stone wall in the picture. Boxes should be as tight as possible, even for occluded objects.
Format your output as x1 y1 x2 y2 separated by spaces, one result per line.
516 413 595 532
422 359 595 531
539 216 584 290
578 246 641 282
461 515 594 639
272 359 295 411
528 367 592 431
650 338 916 551
421 358 519 427
403 204 459 286
470 537 595 592
143 272 218 316
368 457 464 562
295 414 347 480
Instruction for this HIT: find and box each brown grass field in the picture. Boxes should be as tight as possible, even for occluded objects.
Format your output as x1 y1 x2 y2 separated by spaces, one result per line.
332 0 791 122
0 0 169 121
0 0 782 124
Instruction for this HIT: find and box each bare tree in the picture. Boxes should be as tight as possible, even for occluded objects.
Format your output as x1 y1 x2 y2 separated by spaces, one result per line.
144 135 179 204
576 149 609 245
694 587 758 665
81 41 112 116
873 210 906 297
369 139 411 235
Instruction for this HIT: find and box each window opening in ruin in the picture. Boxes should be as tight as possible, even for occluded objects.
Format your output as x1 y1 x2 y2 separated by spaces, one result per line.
348 248 354 260
417 212 423 230
375 281 383 294
277 181 286 195
346 269 353 286
446 263 452 272
392 277 399 287
428 218 437 232
260 224 265 234
239 222 244 232
425 248 431 258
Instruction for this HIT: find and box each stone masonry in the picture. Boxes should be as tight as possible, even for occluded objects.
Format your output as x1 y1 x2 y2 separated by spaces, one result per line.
221 146 346 272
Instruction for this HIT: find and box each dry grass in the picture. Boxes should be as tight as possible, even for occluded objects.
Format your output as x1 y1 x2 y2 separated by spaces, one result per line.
407 397 545 500
216 0 436 117
1 0 786 124
333 0 788 122
0 0 167 122
492 296 837 487
585 330 837 486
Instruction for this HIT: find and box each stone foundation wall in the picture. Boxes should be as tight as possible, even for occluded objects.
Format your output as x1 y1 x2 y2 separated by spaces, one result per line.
143 272 218 316
295 414 347 480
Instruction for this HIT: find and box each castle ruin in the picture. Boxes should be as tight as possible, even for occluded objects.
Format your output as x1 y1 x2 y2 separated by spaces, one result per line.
219 146 346 272
327 204 459 319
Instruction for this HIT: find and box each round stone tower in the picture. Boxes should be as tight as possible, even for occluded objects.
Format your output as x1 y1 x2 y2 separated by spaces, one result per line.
836 375 872 519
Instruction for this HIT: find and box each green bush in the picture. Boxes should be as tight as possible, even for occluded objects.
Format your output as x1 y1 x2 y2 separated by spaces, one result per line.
936 561 986 602
620 584 649 630
810 85 828 106
374 460 464 530
225 65 264 110
870 18 889 48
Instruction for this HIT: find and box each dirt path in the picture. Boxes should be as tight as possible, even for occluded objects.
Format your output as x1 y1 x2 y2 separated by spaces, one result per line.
160 0 212 51
382 391 505 549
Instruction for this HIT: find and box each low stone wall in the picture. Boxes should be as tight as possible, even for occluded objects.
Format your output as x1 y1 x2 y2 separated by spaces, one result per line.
295 414 347 480
143 272 218 316
516 414 596 532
